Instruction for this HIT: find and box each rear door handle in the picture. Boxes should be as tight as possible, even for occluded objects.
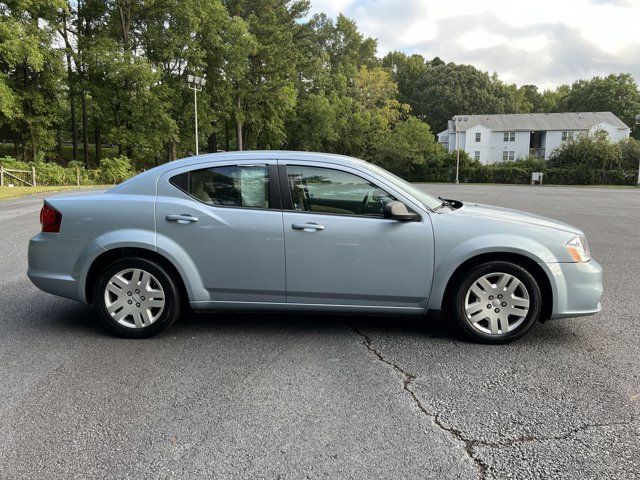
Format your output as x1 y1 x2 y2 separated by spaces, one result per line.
166 214 199 224
291 223 324 231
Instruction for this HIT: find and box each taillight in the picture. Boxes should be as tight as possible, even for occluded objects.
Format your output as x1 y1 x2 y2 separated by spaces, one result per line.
40 203 62 233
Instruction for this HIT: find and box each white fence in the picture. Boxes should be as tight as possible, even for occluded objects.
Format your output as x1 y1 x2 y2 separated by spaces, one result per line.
0 166 37 187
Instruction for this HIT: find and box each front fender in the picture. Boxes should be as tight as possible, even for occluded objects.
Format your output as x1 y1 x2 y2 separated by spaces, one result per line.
427 233 559 311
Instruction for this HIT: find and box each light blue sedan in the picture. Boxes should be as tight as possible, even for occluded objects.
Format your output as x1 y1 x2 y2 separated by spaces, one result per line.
28 151 603 343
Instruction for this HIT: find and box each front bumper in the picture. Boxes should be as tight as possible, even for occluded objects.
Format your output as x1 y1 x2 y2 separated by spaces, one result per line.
546 259 603 319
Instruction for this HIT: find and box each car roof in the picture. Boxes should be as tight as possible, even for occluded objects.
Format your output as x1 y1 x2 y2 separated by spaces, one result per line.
162 150 366 170
110 151 369 194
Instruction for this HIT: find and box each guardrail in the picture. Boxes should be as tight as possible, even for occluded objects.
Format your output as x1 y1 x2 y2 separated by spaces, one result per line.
0 166 36 187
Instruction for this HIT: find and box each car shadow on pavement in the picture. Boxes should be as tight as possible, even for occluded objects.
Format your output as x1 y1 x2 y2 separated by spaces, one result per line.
44 300 461 341
177 309 463 340
44 299 577 345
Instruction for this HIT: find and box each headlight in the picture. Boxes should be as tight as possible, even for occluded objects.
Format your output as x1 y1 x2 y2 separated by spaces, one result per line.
566 235 591 262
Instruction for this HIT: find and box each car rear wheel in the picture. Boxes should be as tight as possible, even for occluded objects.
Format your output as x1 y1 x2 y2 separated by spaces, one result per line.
94 257 181 338
450 261 542 344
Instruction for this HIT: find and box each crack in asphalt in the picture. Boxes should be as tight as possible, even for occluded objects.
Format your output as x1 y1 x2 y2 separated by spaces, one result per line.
354 328 638 480
354 328 490 480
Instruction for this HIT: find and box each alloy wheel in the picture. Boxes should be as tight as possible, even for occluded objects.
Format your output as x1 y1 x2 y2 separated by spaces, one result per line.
463 272 530 335
103 268 165 329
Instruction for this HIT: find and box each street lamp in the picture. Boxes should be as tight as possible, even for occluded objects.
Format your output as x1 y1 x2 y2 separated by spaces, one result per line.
635 114 640 187
453 115 468 184
187 74 206 155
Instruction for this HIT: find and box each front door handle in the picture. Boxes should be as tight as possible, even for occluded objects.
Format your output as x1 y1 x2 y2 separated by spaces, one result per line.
166 214 199 224
291 222 324 232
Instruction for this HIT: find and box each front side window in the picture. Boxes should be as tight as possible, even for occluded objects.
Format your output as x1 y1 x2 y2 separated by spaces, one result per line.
474 151 481 161
475 132 481 142
286 165 395 217
170 164 270 208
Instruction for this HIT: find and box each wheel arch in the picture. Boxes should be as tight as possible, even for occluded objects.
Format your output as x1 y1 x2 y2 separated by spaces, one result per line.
440 252 553 322
84 247 190 309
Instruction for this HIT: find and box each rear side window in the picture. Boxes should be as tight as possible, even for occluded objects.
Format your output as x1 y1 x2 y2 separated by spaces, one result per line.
170 165 270 209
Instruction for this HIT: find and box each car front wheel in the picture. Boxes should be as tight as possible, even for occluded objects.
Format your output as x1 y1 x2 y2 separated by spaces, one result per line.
450 261 542 344
94 257 181 338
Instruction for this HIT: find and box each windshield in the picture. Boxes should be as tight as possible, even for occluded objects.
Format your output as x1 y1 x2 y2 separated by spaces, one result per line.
364 163 444 210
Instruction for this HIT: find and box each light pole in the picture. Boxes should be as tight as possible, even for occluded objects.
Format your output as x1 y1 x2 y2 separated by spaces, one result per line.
187 74 206 155
636 114 640 187
454 116 468 184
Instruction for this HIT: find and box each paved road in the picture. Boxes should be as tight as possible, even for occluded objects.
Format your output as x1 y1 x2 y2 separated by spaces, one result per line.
0 185 638 479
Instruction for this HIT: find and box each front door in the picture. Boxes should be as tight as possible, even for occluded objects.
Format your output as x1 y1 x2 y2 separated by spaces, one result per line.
156 159 285 304
280 162 434 310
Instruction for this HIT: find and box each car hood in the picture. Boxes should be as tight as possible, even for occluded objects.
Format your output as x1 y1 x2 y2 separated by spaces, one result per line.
451 202 583 235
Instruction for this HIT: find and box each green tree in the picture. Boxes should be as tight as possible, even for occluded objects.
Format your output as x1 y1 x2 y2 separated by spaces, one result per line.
548 130 623 171
223 0 309 150
411 62 530 134
0 0 66 161
382 51 428 109
373 116 446 180
558 74 640 139
618 137 640 172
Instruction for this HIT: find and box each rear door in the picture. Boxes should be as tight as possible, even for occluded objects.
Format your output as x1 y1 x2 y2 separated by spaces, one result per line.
279 161 434 310
156 159 285 304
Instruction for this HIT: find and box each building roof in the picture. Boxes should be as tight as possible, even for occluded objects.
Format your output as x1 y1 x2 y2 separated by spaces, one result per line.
449 112 629 132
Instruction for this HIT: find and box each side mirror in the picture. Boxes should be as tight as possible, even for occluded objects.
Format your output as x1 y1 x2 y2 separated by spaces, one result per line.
383 201 419 221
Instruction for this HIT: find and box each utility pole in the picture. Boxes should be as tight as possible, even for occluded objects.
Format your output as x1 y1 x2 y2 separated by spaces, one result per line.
187 75 206 156
636 114 640 187
454 116 468 184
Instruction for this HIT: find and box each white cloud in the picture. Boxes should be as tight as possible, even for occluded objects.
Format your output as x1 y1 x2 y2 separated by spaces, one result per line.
307 0 640 88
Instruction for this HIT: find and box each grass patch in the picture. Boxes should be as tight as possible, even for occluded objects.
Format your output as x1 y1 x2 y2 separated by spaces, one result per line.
0 185 110 201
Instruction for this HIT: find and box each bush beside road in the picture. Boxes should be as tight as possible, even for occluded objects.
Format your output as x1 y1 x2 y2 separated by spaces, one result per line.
3 132 640 191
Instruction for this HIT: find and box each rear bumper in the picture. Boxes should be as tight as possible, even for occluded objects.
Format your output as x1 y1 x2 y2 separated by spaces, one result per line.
547 259 603 319
27 233 93 302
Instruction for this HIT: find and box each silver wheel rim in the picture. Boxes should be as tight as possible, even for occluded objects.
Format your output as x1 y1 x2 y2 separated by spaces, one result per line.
103 268 165 329
464 272 530 335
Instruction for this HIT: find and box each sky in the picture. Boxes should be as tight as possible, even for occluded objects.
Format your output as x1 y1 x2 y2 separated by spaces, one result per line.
308 0 640 90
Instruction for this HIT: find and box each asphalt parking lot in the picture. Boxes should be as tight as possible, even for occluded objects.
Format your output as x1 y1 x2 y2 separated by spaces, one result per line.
0 184 638 479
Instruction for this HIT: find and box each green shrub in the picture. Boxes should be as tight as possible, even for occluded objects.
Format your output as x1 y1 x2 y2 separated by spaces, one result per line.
0 156 29 170
33 162 70 186
98 156 134 184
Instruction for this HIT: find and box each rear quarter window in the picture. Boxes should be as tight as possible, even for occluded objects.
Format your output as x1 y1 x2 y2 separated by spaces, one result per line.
169 165 270 209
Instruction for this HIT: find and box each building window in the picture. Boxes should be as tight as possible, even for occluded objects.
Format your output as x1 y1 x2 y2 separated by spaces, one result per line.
503 131 515 142
502 150 515 162
474 151 480 161
561 131 575 141
475 132 481 142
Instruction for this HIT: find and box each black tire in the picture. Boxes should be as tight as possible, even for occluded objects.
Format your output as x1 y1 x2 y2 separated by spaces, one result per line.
448 261 542 344
93 257 181 338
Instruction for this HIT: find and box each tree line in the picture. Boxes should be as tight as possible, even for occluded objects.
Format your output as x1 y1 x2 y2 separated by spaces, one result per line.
1 0 639 173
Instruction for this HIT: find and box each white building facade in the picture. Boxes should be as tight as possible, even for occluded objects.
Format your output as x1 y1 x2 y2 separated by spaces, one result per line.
437 112 631 164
